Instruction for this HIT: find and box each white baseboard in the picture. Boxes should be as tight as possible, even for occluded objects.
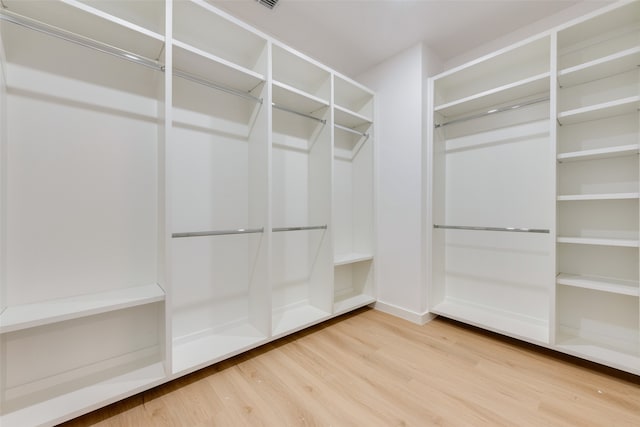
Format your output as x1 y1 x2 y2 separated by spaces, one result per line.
372 300 437 325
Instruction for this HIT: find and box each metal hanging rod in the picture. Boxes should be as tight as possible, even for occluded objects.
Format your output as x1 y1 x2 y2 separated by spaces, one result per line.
0 10 264 104
273 103 326 124
172 228 264 238
335 123 369 138
433 224 549 234
173 69 263 104
0 9 160 71
273 225 327 232
434 96 550 128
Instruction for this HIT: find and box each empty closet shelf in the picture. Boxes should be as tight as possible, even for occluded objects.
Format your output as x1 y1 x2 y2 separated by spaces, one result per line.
172 228 264 238
433 224 549 233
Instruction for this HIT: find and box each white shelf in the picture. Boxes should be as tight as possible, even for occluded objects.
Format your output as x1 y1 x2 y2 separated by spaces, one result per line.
557 96 639 125
0 362 166 427
0 284 165 334
334 253 373 266
173 40 265 93
273 80 329 113
555 333 640 376
3 0 165 59
334 75 374 117
558 46 640 88
557 237 640 248
434 72 550 118
173 0 266 71
333 294 375 316
172 322 267 375
334 105 373 128
557 144 639 163
272 303 331 338
557 192 639 201
557 273 639 296
431 298 549 344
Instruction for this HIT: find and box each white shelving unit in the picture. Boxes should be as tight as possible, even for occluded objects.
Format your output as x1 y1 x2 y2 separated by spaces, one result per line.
428 0 639 376
0 1 375 425
555 0 639 374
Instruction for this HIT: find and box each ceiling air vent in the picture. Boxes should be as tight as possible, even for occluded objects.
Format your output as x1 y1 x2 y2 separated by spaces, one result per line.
257 0 279 10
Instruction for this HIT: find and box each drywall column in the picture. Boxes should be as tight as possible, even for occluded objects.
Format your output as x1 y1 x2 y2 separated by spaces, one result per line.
358 43 441 323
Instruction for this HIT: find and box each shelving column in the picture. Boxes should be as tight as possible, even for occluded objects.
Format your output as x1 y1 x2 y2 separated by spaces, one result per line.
554 0 640 373
270 42 333 337
0 0 168 425
332 74 375 314
169 0 270 375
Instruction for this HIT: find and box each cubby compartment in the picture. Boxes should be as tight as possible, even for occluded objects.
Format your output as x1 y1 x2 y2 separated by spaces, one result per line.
272 43 331 104
173 0 266 75
433 36 550 116
271 104 332 337
556 286 639 374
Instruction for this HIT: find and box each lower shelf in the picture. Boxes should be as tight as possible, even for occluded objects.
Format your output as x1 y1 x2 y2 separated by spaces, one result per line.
432 298 549 344
557 273 639 296
172 322 267 375
333 293 375 316
556 332 640 375
272 303 331 338
1 362 166 427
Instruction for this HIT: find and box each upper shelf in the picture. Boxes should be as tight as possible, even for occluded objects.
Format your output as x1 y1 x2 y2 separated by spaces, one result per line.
173 0 267 74
557 144 639 163
273 80 329 114
2 0 165 60
173 40 265 93
272 43 331 103
558 1 640 52
335 105 373 128
434 35 550 107
435 73 550 118
0 284 165 334
558 96 639 126
334 74 374 121
558 46 640 88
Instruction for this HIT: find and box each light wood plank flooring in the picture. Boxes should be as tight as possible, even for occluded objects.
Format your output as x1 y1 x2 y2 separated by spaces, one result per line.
61 308 640 426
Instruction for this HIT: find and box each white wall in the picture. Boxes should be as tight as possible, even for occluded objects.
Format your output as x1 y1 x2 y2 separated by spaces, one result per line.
358 43 442 323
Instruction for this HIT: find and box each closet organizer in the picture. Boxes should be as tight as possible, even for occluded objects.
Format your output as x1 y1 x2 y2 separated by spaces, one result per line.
0 1 375 426
428 0 639 376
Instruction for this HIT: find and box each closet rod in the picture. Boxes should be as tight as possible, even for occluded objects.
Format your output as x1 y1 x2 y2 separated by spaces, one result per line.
434 96 550 128
0 9 160 71
273 225 328 232
273 103 327 124
172 228 264 238
0 10 264 104
433 224 549 234
173 69 263 104
335 123 369 138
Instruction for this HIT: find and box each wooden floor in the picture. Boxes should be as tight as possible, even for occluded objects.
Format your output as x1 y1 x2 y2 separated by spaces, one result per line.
61 308 640 426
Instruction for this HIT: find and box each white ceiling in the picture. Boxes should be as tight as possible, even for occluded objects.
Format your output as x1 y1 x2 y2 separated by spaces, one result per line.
211 0 607 78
